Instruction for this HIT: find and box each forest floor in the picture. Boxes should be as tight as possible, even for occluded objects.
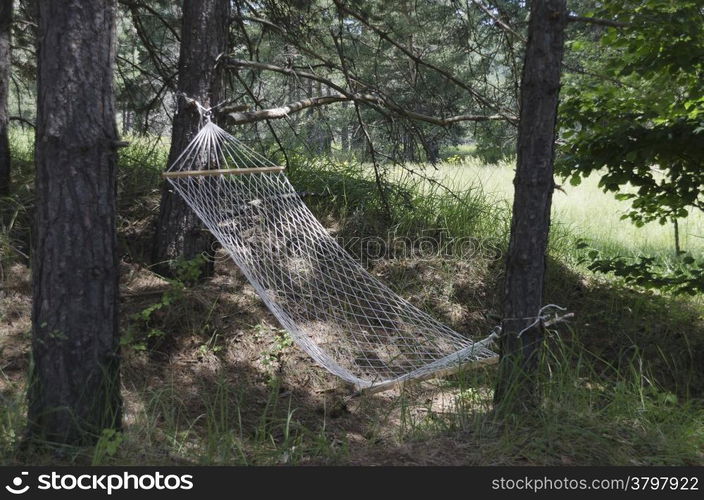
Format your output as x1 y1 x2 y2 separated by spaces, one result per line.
1 136 703 465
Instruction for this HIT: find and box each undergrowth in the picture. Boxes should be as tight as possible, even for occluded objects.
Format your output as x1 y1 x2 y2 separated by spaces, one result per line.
1 129 702 465
392 335 704 465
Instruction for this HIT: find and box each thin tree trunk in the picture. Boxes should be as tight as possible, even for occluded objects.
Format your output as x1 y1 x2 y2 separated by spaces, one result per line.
403 129 415 162
0 0 11 196
673 218 681 255
340 102 349 151
426 138 439 164
29 0 121 444
494 0 567 413
152 0 229 278
351 125 366 158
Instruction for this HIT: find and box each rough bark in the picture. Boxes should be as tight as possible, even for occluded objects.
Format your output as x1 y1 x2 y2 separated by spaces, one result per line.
0 0 11 196
28 0 121 444
494 0 567 413
152 0 229 278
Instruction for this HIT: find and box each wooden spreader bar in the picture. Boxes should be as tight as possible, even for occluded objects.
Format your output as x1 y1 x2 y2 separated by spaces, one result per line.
162 166 285 178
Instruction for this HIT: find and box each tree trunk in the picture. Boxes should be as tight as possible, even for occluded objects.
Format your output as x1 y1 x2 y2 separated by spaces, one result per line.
351 125 367 159
0 0 11 196
403 129 416 162
311 81 331 154
340 101 350 151
152 0 229 278
28 0 121 444
494 0 567 413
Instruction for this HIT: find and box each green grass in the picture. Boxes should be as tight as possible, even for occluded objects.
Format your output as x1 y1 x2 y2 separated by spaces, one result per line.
396 159 704 261
2 130 703 465
117 133 169 197
391 336 704 465
288 156 510 253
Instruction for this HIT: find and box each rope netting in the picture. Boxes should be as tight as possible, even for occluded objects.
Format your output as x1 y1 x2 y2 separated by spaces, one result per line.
165 119 499 390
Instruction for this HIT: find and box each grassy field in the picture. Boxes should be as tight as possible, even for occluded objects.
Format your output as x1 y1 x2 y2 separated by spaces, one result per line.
397 159 704 261
1 133 703 465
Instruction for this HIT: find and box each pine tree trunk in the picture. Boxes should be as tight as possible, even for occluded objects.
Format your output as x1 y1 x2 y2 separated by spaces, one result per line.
28 0 121 444
0 0 11 196
494 0 567 413
340 101 350 151
153 0 229 278
403 130 416 162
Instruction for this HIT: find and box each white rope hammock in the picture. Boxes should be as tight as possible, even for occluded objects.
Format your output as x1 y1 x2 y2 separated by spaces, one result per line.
164 117 501 391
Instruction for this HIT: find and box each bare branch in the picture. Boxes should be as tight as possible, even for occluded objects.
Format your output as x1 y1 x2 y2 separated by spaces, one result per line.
119 0 180 41
227 58 348 95
232 72 292 169
222 92 507 126
470 0 526 42
240 15 285 34
567 15 629 28
226 59 514 125
126 3 177 89
9 116 35 128
223 95 348 123
330 22 392 217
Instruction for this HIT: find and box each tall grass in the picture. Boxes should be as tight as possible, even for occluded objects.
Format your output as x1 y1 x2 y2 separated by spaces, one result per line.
117 134 169 198
288 156 511 261
392 333 704 465
401 160 704 263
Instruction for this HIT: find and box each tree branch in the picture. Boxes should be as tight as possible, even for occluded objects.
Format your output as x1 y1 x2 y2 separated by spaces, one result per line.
9 116 35 128
333 0 517 124
470 0 526 42
232 70 292 169
226 59 513 125
221 92 507 126
227 58 349 95
567 15 629 28
222 95 347 123
126 3 177 90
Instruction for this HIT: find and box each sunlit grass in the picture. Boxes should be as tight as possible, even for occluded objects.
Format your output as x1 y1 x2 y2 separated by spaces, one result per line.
393 160 704 261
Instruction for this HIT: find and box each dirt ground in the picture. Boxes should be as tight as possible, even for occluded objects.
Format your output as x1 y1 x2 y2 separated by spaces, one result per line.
1 249 508 465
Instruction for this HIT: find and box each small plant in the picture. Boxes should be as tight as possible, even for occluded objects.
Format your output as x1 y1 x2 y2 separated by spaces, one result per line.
198 332 224 356
255 324 293 369
171 254 208 285
445 154 464 165
123 296 176 352
92 428 124 465
122 256 206 351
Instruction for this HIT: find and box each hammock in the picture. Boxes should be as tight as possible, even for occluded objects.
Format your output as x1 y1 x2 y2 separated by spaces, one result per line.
163 118 499 392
